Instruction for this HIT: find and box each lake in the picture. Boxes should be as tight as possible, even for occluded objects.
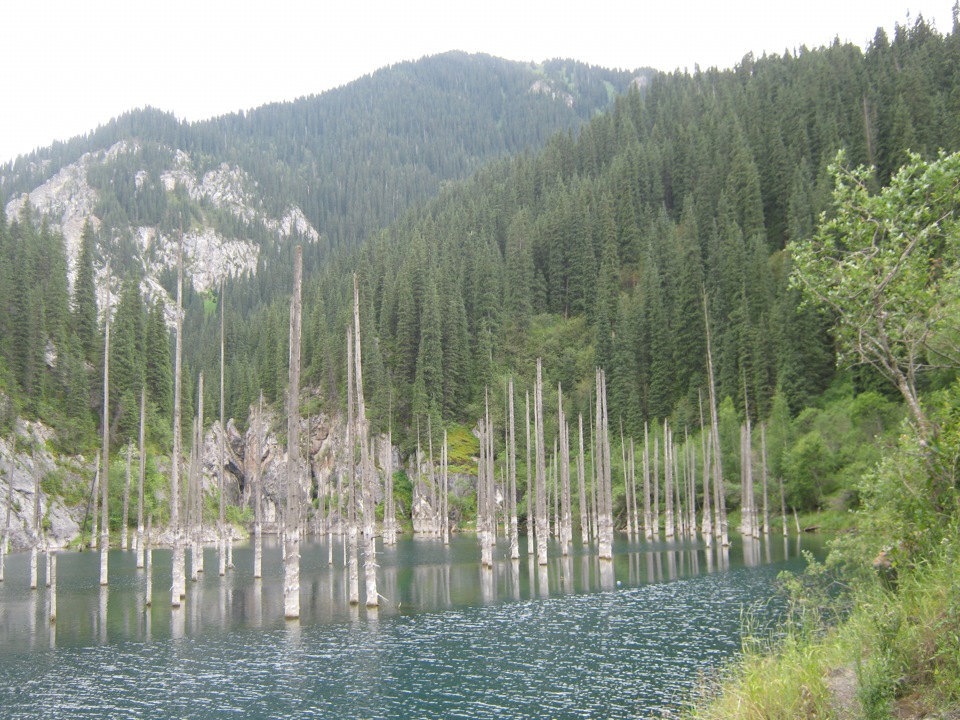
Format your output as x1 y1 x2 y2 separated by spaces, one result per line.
0 533 826 718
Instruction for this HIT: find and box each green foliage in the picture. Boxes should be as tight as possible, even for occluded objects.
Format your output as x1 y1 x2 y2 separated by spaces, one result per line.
392 470 413 520
791 149 960 440
40 467 87 507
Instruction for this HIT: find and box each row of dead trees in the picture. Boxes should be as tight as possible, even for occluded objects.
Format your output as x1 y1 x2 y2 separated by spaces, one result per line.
1 244 790 624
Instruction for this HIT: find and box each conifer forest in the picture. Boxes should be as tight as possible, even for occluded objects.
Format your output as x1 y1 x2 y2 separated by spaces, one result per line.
2 14 960 718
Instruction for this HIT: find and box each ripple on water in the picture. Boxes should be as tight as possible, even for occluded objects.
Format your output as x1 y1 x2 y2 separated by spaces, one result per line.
0 537 825 718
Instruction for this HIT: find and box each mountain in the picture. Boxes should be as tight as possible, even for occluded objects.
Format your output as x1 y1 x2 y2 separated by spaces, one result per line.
0 51 644 448
1 52 643 304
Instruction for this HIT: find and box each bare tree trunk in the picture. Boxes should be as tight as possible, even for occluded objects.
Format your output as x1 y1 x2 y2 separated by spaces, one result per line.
136 388 146 569
31 448 40 590
346 325 359 606
284 246 303 620
698 392 712 545
189 419 199 583
687 430 697 537
508 378 518 558
559 389 572 555
703 290 728 547
100 261 111 587
535 360 548 566
145 515 153 607
596 369 614 560
48 551 57 623
780 470 788 538
577 414 589 545
194 373 205 578
478 390 494 568
664 421 674 539
121 443 131 550
740 423 752 537
2 433 13 583
254 391 264 578
643 422 652 540
652 433 660 539
171 229 185 607
385 415 396 546
525 390 533 556
761 422 770 536
219 283 228 576
352 275 378 608
620 417 633 537
442 429 450 545
88 455 99 550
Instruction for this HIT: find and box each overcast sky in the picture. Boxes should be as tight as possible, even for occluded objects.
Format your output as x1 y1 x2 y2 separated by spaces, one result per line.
1 0 954 165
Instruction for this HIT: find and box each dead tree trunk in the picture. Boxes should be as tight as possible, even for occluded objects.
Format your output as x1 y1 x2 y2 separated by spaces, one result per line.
558 385 572 554
577 415 589 545
219 282 228 576
284 245 303 620
353 275 378 608
346 325 360 606
121 443 131 551
171 230 186 607
385 416 396 546
534 360 548 566
254 391 264 579
508 378 518 559
2 433 14 583
643 422 652 540
596 369 614 560
136 388 146 569
194 374 205 577
698 392 713 545
100 261 111 587
442 429 450 545
664 421 674 539
525 390 533 556
761 422 770 536
31 448 41 589
703 290 728 547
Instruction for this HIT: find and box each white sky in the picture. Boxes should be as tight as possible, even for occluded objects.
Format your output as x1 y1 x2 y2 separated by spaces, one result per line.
1 0 954 165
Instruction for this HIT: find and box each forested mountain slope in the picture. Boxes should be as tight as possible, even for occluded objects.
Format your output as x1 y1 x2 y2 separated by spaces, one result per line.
0 52 640 446
293 16 960 447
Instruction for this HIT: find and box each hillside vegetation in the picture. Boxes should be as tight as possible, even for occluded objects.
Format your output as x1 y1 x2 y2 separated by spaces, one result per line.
0 17 958 539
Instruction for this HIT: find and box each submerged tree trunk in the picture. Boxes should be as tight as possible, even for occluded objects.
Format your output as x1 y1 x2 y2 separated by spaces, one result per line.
664 421 674 539
699 392 712 545
508 378 519 559
534 361 548 566
171 230 186 607
136 388 146 569
577 415 589 545
643 423 652 540
525 391 533 556
193 373 205 579
284 246 304 620
2 433 14 583
121 443 131 551
346 325 359 606
596 369 614 560
254 391 264 579
761 422 770 536
558 384 572 555
442 429 450 545
100 262 111 587
703 291 728 547
31 448 41 590
219 283 228 577
353 275 378 608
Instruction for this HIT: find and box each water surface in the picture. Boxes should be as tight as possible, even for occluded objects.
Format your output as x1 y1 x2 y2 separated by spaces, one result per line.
0 533 826 718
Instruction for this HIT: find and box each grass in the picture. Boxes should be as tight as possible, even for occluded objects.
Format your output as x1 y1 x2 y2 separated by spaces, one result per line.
687 534 960 719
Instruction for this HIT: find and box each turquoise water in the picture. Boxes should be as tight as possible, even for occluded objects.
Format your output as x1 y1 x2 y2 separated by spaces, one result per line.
0 533 825 718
